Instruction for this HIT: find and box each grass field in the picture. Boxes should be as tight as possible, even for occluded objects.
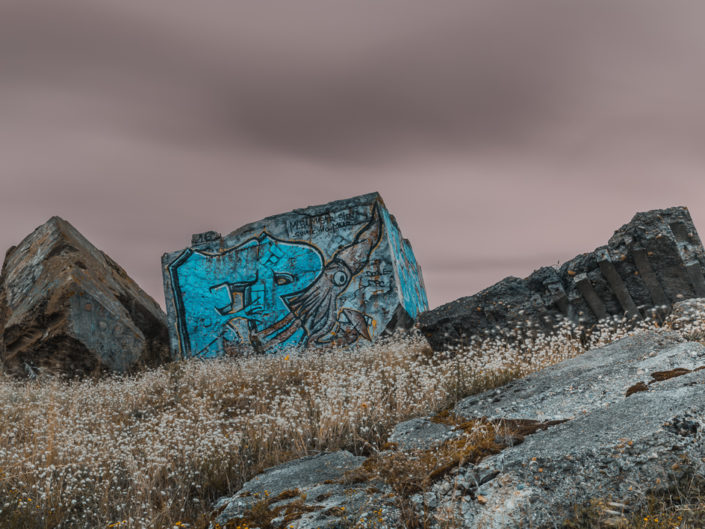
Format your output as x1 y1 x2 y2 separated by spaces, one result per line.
1 301 704 529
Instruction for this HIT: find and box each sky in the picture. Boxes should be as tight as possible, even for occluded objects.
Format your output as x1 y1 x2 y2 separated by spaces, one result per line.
2 0 705 310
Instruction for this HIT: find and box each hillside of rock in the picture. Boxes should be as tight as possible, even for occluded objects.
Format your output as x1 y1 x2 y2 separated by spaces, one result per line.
211 327 705 529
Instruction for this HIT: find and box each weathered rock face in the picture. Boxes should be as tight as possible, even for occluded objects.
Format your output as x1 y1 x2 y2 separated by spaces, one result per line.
435 331 705 529
162 192 428 358
0 217 169 376
210 452 402 529
418 206 705 351
210 328 705 529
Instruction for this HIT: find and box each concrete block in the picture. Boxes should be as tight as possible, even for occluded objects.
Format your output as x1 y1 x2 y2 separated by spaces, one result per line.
162 192 428 358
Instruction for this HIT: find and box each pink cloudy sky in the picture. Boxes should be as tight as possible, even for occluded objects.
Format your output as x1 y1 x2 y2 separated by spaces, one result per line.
2 0 705 309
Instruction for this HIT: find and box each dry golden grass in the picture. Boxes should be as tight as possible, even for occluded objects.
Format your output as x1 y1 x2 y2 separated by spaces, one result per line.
0 300 703 529
564 471 705 529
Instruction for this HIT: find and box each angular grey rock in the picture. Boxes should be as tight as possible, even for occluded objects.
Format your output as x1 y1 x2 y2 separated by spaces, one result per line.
427 331 705 528
220 451 365 504
388 417 461 451
455 330 695 421
444 367 705 529
0 217 169 376
211 451 401 529
417 206 705 351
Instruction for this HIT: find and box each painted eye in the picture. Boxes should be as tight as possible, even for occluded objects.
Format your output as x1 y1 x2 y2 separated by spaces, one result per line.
274 273 294 286
333 270 348 286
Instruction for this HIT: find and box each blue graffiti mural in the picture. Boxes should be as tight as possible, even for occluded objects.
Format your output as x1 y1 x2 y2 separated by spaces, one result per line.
168 204 384 356
169 233 323 356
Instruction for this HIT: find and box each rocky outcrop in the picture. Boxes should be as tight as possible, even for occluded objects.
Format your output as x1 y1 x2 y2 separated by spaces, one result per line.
436 331 705 529
0 217 169 376
210 328 705 528
417 206 705 351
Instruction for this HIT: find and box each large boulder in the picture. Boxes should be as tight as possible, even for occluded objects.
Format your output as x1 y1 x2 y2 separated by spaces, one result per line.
209 329 705 529
162 192 428 358
0 216 169 376
433 331 705 528
418 206 705 351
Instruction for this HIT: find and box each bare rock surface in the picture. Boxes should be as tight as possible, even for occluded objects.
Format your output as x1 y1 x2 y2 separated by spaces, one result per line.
0 216 169 376
211 329 705 528
387 417 461 451
211 451 401 529
443 368 705 529
418 206 705 351
455 330 700 421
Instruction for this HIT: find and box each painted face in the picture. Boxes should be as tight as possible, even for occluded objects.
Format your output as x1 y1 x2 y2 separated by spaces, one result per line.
169 233 323 357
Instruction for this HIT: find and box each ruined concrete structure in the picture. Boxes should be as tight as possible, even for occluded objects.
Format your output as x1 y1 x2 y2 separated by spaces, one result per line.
0 217 170 376
162 192 428 358
418 206 705 350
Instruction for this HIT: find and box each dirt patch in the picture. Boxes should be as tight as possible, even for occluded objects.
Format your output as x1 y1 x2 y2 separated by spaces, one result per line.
626 382 649 397
651 367 694 382
627 365 705 397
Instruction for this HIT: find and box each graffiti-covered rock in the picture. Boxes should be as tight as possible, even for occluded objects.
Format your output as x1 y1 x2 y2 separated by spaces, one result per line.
162 192 428 358
418 206 705 351
0 217 169 376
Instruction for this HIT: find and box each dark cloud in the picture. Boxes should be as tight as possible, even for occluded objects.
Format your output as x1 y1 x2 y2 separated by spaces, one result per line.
9 0 704 161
